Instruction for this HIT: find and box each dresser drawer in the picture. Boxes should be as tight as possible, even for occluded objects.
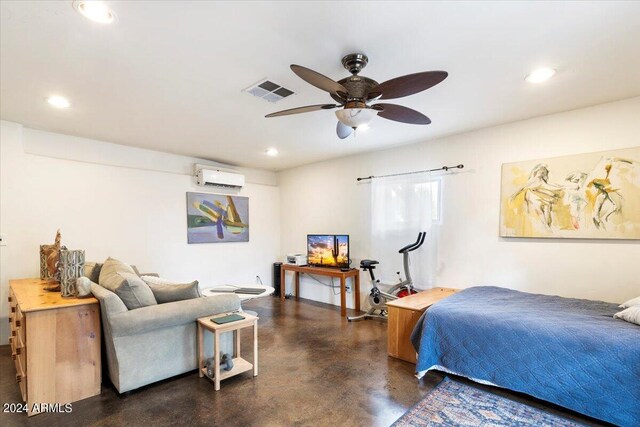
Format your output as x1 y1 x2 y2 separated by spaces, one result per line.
8 291 17 329
9 293 28 403
14 347 27 402
12 331 26 366
19 374 27 402
15 306 25 344
15 303 23 322
8 289 16 306
8 291 17 316
9 325 25 351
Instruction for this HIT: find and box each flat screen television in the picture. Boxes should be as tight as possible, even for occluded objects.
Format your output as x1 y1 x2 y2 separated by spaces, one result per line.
307 234 350 268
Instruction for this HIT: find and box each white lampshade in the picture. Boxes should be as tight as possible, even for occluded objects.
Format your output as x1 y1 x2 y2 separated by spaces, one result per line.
335 108 376 128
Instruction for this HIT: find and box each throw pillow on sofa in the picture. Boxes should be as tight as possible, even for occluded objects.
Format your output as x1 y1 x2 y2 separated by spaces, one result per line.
141 275 201 303
85 261 144 282
99 257 157 310
84 262 103 283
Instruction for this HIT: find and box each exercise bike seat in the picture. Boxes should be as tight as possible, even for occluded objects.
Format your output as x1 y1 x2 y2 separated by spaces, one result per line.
360 259 379 268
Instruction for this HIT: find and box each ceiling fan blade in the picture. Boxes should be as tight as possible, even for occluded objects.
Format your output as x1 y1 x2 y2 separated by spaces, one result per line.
291 65 348 97
336 121 353 139
368 71 448 100
373 103 431 125
265 104 338 118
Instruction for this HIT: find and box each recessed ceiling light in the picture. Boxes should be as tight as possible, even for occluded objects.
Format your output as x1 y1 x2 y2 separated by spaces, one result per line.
525 67 556 83
73 1 116 24
46 95 71 109
265 148 279 157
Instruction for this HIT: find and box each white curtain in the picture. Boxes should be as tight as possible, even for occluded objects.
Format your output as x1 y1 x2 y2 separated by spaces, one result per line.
370 172 437 289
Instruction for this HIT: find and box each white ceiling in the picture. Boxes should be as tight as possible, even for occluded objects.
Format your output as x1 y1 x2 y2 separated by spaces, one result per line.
1 1 639 171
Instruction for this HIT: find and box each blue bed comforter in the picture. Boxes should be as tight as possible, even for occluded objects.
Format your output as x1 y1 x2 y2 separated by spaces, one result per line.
411 286 640 427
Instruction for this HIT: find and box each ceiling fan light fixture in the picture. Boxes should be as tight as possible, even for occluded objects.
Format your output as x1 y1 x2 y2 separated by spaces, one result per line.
335 108 376 129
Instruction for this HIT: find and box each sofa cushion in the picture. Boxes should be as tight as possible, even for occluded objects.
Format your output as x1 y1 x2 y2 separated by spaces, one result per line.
99 257 157 310
141 276 201 303
108 294 241 337
84 262 103 283
130 265 142 277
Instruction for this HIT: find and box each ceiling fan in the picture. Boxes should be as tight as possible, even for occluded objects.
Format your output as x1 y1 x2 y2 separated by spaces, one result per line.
265 53 447 139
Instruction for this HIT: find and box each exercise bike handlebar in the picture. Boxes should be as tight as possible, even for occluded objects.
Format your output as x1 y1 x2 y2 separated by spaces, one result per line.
398 232 426 253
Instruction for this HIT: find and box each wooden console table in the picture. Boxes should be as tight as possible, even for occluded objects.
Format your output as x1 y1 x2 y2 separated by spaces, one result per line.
9 278 101 416
387 287 459 364
280 265 360 317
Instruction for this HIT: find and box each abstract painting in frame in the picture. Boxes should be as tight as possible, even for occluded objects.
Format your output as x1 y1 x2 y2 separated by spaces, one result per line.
186 192 249 243
500 147 640 239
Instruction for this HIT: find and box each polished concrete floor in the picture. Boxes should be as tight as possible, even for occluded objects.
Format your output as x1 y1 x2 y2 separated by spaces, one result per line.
1 296 608 427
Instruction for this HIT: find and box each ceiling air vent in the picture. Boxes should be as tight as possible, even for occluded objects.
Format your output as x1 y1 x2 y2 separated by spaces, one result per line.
244 79 294 103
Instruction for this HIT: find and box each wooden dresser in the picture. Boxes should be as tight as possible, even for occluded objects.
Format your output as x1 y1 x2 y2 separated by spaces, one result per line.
8 278 101 416
387 287 459 364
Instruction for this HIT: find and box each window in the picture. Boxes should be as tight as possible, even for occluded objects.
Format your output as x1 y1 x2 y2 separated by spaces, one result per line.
371 175 441 237
414 179 442 222
370 174 440 287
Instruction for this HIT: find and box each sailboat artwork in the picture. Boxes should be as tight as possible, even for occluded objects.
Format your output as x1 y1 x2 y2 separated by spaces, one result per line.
187 192 249 243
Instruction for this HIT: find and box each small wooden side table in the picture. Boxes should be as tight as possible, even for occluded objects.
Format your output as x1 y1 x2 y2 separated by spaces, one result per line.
197 313 258 391
387 287 459 364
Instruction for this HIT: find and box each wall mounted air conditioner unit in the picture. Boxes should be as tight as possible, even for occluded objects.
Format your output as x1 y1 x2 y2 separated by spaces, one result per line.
195 166 245 189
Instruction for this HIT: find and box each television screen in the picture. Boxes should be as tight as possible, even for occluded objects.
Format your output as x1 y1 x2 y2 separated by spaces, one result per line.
307 235 349 268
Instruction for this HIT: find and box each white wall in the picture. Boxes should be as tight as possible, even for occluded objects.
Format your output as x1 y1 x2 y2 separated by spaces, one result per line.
278 97 640 309
0 122 280 344
2 98 639 344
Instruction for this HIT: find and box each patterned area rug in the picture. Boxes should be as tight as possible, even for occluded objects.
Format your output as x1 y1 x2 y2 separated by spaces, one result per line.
392 377 585 426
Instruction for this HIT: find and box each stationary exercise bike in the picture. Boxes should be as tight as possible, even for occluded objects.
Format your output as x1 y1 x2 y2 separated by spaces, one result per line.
348 232 426 321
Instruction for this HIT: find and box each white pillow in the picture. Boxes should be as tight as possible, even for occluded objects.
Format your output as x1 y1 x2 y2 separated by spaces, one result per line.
618 296 640 309
614 306 640 326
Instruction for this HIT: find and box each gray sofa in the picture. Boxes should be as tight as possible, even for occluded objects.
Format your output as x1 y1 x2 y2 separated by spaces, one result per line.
91 282 240 393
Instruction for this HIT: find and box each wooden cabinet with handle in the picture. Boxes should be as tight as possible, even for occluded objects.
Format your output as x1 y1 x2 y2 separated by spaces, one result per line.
9 278 102 416
386 287 459 364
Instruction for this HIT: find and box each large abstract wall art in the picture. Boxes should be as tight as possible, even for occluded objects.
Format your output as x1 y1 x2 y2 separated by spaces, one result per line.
500 147 640 239
187 192 249 243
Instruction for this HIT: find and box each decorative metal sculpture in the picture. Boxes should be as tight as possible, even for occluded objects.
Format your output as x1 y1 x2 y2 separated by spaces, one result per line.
39 248 49 280
40 230 63 291
59 249 85 298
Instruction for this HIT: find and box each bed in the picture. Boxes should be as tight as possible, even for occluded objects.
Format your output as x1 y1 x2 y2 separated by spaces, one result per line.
410 286 640 427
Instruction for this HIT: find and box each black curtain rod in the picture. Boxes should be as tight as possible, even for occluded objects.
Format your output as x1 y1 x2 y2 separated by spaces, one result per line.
356 164 464 181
